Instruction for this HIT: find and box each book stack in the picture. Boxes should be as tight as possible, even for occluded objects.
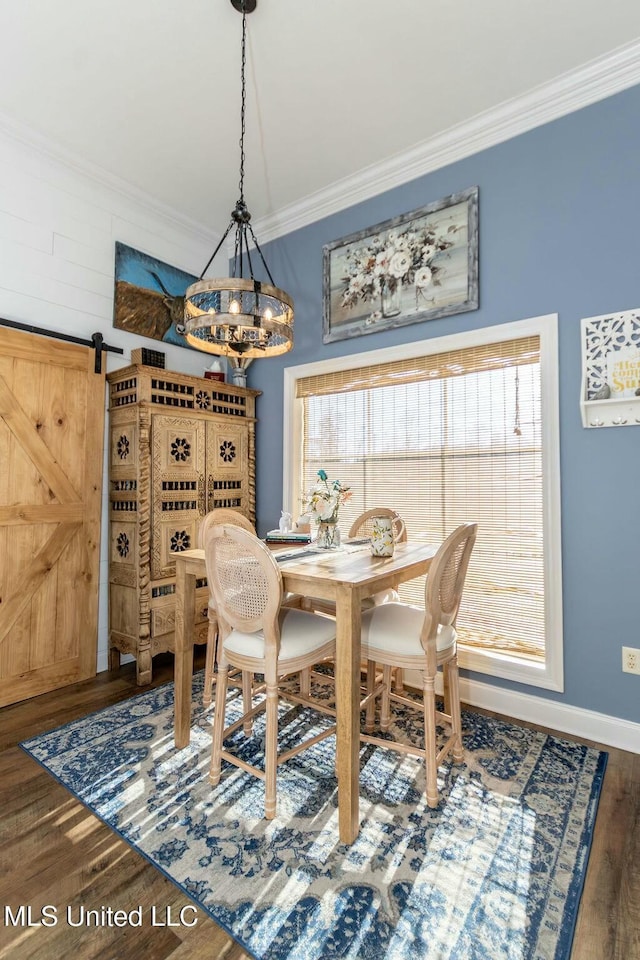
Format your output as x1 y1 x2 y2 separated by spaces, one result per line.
265 529 312 545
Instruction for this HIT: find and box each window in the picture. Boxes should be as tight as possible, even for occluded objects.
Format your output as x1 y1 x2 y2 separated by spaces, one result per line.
284 316 563 691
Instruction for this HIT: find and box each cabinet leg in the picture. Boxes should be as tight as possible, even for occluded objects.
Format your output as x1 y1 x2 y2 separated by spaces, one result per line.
136 649 152 686
109 647 121 671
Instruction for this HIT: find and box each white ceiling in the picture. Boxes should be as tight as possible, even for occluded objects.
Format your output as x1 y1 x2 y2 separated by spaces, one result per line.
1 0 640 241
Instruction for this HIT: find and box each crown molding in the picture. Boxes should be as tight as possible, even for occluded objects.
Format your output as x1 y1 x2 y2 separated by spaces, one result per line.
254 39 640 244
2 38 639 252
0 109 218 246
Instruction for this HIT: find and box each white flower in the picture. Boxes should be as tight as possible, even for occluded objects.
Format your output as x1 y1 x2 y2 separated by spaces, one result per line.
318 497 339 521
415 266 433 288
389 251 411 279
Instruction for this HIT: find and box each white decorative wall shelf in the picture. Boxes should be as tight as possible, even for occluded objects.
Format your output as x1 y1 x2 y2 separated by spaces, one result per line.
580 308 640 428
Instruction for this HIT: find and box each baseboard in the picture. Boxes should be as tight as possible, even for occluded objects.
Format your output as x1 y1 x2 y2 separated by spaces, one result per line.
407 669 639 754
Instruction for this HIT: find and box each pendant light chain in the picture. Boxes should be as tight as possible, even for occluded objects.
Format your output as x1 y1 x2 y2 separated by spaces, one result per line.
238 5 247 204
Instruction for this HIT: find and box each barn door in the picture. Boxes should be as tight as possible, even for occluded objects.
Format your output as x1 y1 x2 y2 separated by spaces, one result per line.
0 326 105 706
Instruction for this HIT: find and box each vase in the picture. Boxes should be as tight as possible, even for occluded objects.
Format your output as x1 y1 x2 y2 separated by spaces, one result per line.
381 279 402 318
316 520 341 549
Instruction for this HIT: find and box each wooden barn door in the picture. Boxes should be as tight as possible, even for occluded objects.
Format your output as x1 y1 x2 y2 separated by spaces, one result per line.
0 326 105 706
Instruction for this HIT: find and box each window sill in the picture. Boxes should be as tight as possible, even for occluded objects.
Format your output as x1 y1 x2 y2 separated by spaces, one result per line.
458 645 563 692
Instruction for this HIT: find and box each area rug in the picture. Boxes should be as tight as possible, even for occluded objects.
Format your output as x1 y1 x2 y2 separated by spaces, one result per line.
20 674 606 960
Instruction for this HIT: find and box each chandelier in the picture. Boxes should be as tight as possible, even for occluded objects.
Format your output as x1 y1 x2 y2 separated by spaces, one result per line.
184 0 294 381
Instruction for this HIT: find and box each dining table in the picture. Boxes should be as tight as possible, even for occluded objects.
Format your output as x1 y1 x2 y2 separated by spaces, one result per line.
172 538 436 844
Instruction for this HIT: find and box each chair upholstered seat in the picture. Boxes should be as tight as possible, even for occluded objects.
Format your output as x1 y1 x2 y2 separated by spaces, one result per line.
224 607 337 661
361 602 457 657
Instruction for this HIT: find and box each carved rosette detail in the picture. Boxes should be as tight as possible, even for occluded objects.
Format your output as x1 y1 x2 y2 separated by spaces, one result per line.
116 532 130 558
170 530 191 552
171 437 191 462
117 435 130 459
195 391 210 410
219 439 236 463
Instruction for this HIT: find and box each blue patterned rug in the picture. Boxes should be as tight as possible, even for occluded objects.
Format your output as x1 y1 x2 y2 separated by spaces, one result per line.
20 674 606 960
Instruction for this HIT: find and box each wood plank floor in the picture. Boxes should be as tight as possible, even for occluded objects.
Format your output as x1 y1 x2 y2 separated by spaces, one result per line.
0 655 638 960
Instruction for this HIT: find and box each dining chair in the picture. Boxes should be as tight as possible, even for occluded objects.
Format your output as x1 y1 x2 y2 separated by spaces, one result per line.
359 522 477 808
348 507 407 544
300 507 408 696
205 524 337 820
348 507 407 607
197 508 255 710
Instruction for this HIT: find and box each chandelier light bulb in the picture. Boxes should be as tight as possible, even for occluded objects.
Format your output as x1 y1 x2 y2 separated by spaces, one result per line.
229 299 240 315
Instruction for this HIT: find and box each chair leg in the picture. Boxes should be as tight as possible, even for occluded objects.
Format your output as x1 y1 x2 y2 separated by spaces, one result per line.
447 658 464 764
380 664 393 731
242 670 253 736
442 661 451 718
365 659 376 732
209 657 229 786
264 681 279 820
423 674 439 808
203 615 217 708
394 667 405 694
300 667 311 697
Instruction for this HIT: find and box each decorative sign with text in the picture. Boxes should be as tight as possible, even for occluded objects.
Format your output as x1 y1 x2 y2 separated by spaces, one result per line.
607 345 640 397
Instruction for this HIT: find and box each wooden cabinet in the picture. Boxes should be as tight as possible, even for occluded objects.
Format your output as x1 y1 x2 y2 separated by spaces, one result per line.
107 364 258 684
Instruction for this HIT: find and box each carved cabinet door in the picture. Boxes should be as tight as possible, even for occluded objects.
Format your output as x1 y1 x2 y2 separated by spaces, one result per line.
0 326 104 705
151 415 206 580
205 420 249 516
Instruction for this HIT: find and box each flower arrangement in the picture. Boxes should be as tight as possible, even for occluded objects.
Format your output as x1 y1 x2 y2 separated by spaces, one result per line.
340 223 454 312
304 470 352 524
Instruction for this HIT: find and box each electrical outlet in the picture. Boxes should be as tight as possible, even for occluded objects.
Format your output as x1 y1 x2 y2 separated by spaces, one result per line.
622 646 640 675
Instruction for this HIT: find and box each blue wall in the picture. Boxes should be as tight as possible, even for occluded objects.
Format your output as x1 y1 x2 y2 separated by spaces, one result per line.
248 85 640 724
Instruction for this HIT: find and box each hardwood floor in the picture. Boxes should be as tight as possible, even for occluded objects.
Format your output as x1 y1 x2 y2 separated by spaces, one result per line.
0 657 638 960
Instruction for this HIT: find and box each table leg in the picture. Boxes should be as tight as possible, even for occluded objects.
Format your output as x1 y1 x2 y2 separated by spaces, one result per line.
335 583 361 844
174 557 195 748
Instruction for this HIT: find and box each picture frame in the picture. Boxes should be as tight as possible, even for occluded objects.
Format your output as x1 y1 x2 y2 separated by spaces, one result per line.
322 187 478 344
113 242 198 350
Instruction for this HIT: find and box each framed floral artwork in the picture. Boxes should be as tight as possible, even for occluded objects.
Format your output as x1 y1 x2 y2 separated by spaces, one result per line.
322 187 478 344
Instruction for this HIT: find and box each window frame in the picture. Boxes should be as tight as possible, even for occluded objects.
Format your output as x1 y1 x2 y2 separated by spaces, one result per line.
283 315 563 691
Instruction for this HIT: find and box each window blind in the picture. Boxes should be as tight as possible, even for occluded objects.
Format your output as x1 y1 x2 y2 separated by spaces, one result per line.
296 335 544 661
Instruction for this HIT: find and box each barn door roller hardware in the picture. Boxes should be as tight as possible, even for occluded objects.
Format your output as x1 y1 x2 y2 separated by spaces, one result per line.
0 318 124 373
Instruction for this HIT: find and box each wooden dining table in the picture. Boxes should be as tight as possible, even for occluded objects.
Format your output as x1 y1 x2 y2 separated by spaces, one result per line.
173 539 436 844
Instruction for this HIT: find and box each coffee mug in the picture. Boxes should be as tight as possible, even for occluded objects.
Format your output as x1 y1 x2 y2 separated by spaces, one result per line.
371 516 396 557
